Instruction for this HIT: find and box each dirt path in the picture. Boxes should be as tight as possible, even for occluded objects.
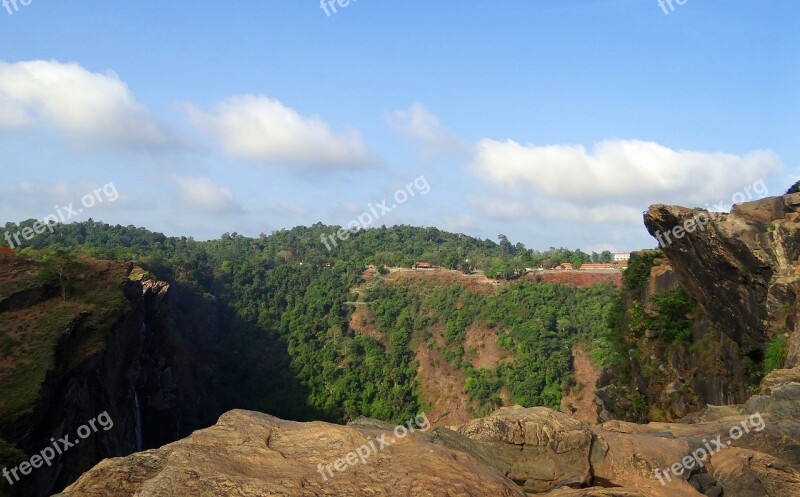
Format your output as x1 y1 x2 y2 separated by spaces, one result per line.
560 345 600 425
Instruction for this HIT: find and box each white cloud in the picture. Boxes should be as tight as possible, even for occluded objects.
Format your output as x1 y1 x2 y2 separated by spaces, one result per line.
468 196 531 220
0 94 32 130
469 138 783 223
471 139 782 204
469 194 643 225
184 95 377 168
1 180 132 225
172 176 242 215
384 102 464 156
530 201 643 225
0 60 181 150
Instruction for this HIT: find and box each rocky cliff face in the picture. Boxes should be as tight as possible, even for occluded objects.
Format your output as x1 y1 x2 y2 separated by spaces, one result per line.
0 260 181 497
593 194 800 424
2 255 316 497
638 195 800 412
645 194 800 368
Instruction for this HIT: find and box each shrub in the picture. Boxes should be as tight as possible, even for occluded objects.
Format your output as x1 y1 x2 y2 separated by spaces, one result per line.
623 251 662 296
651 288 696 345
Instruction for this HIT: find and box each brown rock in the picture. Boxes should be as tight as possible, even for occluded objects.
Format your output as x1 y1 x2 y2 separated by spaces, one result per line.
54 409 525 497
709 447 800 497
450 406 593 492
590 422 701 497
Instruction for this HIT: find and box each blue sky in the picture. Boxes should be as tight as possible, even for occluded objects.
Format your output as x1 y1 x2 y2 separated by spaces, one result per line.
0 0 797 253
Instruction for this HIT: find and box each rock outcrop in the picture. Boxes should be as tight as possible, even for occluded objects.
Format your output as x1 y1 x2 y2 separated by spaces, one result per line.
645 194 800 367
55 368 800 497
593 194 800 421
55 409 525 497
443 406 594 493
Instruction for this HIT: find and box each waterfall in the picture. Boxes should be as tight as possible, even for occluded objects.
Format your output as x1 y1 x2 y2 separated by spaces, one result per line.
133 391 143 451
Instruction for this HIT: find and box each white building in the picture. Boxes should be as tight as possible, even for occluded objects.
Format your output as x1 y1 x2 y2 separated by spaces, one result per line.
614 253 630 262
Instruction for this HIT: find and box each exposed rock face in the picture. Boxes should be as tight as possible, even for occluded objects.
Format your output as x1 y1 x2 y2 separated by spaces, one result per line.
617 194 800 418
531 271 622 289
644 194 800 364
55 409 525 497
446 406 594 493
54 369 800 497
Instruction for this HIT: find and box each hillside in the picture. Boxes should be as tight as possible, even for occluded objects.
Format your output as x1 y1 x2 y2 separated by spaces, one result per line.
0 224 621 495
5 194 800 495
0 251 313 497
45 194 800 497
347 266 617 425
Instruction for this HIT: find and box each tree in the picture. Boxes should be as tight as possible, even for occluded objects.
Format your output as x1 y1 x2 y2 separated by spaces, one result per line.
497 234 514 255
39 250 80 300
787 180 800 195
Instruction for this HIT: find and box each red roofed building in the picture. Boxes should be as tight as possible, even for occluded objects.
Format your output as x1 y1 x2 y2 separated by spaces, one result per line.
579 263 614 270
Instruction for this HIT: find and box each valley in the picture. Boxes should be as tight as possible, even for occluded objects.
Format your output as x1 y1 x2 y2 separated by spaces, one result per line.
1 193 800 495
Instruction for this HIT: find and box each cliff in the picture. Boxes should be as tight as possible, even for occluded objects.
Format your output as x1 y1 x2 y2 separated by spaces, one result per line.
642 194 800 407
645 193 800 363
592 194 800 424
1 251 318 496
0 256 180 497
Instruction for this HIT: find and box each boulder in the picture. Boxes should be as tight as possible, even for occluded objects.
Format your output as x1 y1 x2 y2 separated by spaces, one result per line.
446 406 593 492
54 409 525 497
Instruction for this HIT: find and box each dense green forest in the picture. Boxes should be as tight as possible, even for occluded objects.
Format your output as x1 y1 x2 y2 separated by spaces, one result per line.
363 278 618 416
1 219 622 425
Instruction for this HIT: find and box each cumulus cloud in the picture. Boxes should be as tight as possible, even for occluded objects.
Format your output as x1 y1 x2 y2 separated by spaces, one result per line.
184 95 377 168
384 102 464 156
0 60 181 150
470 139 782 223
530 201 644 225
472 139 781 204
1 180 133 224
172 176 242 215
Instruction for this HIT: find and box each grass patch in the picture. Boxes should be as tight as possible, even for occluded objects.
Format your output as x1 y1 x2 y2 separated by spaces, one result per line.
0 258 130 424
764 337 788 373
0 305 79 423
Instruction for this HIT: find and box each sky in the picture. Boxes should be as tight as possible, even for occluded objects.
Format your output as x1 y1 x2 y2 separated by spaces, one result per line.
0 0 798 253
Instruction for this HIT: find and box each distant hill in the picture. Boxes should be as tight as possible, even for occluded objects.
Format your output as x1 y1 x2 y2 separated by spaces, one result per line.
0 222 621 495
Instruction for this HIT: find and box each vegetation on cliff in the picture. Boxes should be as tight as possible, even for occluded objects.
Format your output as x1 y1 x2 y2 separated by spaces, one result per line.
361 277 616 416
1 221 620 426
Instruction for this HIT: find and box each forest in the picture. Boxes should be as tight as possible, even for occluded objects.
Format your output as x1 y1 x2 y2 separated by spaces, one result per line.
0 220 622 424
